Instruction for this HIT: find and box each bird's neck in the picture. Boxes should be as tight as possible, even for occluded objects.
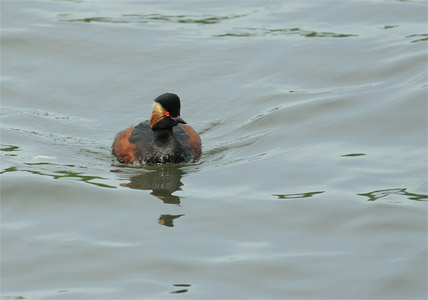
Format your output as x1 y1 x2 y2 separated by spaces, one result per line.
153 128 175 145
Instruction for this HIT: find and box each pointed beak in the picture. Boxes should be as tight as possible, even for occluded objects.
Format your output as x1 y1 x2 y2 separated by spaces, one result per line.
171 116 187 124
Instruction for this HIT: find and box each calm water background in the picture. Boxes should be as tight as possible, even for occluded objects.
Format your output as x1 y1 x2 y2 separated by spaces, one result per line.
1 0 427 299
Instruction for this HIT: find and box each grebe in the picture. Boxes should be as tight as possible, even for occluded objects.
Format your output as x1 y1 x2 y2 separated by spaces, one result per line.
112 93 201 164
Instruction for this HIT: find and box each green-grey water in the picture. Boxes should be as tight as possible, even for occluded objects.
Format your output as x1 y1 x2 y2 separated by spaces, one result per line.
1 1 427 299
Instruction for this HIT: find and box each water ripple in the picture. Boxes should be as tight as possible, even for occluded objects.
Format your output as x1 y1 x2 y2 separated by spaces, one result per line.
359 188 427 202
406 33 428 43
215 27 358 38
63 13 246 25
272 191 325 200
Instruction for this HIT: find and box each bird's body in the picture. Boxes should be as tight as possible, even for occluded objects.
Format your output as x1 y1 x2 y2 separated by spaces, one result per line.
112 93 201 165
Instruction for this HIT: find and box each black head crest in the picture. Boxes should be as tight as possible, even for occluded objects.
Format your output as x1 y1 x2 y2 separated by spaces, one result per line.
154 93 181 117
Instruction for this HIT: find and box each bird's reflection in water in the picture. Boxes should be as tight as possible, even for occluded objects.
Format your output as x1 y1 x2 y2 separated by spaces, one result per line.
120 165 185 204
158 214 185 227
119 165 186 227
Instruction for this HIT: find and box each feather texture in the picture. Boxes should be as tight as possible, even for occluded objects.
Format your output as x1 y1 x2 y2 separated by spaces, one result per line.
150 102 166 129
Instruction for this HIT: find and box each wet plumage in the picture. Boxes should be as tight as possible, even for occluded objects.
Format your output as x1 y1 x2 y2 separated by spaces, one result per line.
112 93 201 165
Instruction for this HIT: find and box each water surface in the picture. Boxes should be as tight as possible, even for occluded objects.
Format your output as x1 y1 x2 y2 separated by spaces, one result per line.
1 0 427 299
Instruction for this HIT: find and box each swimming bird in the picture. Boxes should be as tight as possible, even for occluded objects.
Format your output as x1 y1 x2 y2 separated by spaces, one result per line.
112 93 201 165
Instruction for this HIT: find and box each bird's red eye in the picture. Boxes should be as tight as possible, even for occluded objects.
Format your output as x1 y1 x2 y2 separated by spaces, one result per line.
165 112 170 117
